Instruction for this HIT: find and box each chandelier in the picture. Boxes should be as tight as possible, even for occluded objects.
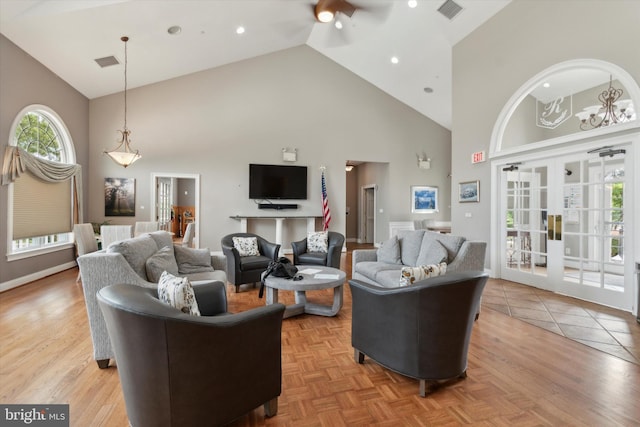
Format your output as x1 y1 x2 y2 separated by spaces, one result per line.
575 75 635 131
104 36 141 168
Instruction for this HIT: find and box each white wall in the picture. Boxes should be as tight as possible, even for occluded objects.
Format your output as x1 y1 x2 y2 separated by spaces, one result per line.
89 45 452 252
451 0 640 267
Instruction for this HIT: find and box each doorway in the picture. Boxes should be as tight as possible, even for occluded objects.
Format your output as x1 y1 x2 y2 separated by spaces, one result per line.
362 185 376 244
151 173 200 247
497 143 634 311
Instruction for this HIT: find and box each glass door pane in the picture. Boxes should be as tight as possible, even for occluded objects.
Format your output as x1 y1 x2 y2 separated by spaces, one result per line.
502 162 550 289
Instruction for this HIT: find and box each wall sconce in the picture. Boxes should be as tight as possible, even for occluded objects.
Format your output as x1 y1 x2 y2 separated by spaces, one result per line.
418 158 431 169
416 152 431 169
345 165 354 172
282 147 297 162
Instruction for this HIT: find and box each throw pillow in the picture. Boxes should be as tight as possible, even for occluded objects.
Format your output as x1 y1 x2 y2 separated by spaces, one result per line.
307 231 328 253
399 262 447 286
232 236 260 256
173 245 215 274
377 235 402 264
107 235 158 280
145 246 179 283
157 271 201 316
415 239 448 267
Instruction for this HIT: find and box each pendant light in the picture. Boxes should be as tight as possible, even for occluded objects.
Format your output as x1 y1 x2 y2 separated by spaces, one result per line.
104 36 141 168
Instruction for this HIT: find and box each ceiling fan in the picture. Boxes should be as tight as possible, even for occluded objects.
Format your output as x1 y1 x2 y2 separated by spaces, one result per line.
311 0 392 46
314 0 357 23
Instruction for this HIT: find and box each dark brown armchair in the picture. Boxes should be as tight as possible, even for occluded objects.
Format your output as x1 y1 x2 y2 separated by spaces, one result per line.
291 231 344 268
97 282 285 427
349 271 488 397
221 233 281 292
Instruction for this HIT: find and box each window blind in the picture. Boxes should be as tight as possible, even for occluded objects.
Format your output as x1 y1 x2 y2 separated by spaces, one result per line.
13 171 72 239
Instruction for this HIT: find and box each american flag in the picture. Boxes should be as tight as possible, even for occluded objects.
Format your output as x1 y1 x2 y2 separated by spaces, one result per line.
321 169 331 231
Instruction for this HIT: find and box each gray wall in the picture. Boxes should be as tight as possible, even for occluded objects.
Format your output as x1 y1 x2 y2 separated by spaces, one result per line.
451 0 640 267
88 45 451 253
0 35 89 284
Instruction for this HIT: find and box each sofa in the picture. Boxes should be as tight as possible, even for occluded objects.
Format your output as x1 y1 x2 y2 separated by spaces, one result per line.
352 229 486 288
77 230 227 368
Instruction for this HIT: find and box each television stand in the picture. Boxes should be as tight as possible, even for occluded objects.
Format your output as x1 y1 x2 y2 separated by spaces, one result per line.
231 215 322 256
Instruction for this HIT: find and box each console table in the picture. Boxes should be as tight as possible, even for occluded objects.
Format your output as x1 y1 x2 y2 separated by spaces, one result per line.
230 215 322 255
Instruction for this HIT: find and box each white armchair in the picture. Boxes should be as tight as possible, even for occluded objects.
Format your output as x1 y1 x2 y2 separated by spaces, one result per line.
100 225 133 249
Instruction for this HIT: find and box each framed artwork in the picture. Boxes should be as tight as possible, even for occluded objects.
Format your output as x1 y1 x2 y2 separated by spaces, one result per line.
411 186 438 213
459 180 479 203
104 178 136 216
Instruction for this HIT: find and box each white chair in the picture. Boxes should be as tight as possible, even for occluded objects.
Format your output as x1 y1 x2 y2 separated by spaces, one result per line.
134 221 159 236
100 225 133 249
73 223 99 282
182 222 195 248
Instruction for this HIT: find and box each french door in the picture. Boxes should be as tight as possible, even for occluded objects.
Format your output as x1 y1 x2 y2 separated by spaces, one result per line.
499 142 634 311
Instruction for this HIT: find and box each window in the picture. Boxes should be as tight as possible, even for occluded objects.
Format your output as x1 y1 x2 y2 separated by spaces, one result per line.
8 105 76 256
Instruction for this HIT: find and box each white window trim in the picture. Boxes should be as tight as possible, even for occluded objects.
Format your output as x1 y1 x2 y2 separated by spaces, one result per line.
6 105 76 260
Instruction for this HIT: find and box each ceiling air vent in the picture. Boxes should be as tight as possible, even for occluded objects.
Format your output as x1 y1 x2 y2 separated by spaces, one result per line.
94 55 119 68
437 0 463 20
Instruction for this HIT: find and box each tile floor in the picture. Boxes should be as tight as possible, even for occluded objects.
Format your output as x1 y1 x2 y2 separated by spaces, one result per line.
482 279 640 365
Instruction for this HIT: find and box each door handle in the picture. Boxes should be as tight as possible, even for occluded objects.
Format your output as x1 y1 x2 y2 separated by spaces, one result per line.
548 214 562 240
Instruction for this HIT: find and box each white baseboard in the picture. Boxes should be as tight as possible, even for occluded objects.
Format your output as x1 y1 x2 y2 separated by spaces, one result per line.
0 261 77 293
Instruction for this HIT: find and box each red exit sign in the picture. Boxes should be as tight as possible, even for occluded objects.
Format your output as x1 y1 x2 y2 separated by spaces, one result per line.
472 151 485 164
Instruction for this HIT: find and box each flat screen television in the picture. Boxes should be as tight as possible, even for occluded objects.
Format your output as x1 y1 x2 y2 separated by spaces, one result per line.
249 164 307 200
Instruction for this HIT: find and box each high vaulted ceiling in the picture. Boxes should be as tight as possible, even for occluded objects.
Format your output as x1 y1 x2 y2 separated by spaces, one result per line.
0 0 511 130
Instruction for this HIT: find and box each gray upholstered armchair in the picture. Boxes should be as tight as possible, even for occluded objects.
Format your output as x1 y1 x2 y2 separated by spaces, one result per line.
97 282 285 427
349 271 488 397
221 233 280 292
291 231 344 268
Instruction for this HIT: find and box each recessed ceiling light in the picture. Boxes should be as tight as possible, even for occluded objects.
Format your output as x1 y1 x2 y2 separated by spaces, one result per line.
391 56 399 64
236 26 245 35
423 87 434 93
543 82 550 88
167 25 182 35
408 0 418 8
335 20 343 30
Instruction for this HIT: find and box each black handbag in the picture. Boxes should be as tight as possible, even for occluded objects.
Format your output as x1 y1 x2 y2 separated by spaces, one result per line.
259 257 299 298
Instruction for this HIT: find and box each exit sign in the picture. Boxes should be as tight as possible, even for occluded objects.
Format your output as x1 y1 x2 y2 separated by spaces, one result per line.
472 151 486 164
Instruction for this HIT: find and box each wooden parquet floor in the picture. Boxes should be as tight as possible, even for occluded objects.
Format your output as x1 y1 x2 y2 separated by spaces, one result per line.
1 249 639 426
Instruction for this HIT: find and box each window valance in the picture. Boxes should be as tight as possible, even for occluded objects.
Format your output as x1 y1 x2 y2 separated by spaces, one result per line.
2 146 83 223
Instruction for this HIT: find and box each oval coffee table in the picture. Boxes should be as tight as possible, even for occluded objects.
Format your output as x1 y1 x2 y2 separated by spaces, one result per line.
262 265 346 318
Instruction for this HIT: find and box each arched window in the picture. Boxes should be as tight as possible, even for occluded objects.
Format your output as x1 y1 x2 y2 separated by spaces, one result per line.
8 105 76 256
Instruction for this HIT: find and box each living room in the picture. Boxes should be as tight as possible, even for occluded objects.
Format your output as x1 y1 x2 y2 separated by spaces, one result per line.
1 0 639 425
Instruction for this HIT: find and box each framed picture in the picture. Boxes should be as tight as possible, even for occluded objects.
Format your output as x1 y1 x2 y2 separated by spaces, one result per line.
411 186 438 213
459 180 479 203
104 178 136 216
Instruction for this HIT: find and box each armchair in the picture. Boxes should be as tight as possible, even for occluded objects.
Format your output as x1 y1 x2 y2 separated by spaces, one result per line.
134 221 159 236
291 231 345 268
73 223 98 282
97 282 285 427
349 271 488 397
181 222 195 247
221 233 280 293
100 225 133 249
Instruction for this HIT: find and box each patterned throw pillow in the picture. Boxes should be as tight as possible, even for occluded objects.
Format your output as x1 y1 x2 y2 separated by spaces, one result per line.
307 231 328 253
232 236 260 256
399 262 447 286
157 271 201 316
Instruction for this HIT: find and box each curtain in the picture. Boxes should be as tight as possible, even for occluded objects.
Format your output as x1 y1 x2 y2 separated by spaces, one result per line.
2 146 83 236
